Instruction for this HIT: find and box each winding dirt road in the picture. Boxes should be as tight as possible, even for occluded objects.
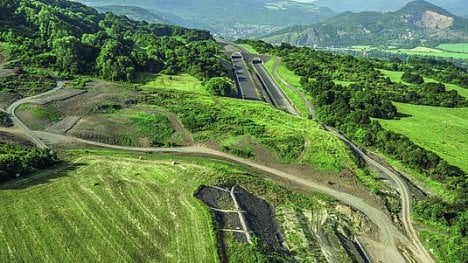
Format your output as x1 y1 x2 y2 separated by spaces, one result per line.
269 60 434 263
5 81 65 149
6 77 434 262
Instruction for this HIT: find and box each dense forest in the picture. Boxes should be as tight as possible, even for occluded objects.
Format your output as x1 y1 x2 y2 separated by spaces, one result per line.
0 0 226 81
238 39 467 262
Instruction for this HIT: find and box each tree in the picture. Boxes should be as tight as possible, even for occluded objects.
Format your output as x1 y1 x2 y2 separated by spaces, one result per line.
402 71 424 84
205 77 233 96
52 36 82 75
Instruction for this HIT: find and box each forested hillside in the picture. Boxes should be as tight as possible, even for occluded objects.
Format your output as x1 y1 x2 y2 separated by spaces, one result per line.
0 0 225 81
74 0 337 38
264 0 468 48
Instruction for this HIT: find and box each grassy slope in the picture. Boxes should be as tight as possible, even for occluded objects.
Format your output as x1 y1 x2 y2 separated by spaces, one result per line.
137 73 208 95
263 59 309 118
378 102 467 173
238 44 259 54
0 149 339 262
379 69 468 98
260 60 383 190
173 91 353 172
0 152 219 262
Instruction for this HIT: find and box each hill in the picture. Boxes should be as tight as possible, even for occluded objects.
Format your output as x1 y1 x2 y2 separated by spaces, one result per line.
0 0 225 83
73 0 337 38
312 0 468 18
94 5 214 31
264 0 468 48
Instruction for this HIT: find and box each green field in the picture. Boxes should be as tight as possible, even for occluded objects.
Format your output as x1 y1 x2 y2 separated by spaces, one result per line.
137 73 208 95
378 69 468 98
388 46 468 60
0 149 344 262
348 43 468 60
0 152 220 262
378 102 468 173
436 43 468 53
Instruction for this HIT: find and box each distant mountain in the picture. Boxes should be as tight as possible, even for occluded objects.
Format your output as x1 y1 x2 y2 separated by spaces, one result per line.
312 0 468 18
264 0 468 48
94 6 214 31
74 0 337 38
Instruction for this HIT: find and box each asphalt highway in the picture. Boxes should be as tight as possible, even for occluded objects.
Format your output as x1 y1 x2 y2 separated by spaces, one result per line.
6 67 435 263
231 55 260 100
253 62 298 115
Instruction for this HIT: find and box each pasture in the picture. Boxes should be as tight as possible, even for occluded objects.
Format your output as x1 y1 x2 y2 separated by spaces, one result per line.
378 102 468 173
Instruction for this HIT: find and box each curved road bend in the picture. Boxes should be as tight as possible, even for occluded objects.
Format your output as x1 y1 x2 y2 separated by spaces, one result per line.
35 130 409 262
9 78 433 262
269 60 434 263
6 81 65 149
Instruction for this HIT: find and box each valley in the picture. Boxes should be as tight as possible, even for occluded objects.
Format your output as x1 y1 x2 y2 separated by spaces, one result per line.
0 0 466 263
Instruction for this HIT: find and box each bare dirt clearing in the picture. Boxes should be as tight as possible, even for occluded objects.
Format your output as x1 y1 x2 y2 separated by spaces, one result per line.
30 88 86 105
45 116 81 134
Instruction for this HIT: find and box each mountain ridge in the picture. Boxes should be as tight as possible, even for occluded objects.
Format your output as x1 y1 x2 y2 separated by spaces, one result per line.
94 5 214 31
73 0 337 38
264 0 468 48
312 0 468 17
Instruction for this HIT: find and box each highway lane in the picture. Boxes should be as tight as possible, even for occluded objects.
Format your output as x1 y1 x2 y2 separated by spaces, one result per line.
266 59 434 262
231 55 260 100
6 59 435 262
253 61 298 115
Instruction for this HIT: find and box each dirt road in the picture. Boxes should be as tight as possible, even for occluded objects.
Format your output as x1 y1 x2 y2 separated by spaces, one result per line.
6 81 65 149
269 60 434 263
35 130 411 262
7 79 434 262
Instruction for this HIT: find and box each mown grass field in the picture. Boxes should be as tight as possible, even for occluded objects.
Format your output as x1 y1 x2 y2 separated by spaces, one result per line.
378 102 468 173
378 69 468 98
348 43 468 60
0 151 220 262
388 45 468 60
0 149 341 262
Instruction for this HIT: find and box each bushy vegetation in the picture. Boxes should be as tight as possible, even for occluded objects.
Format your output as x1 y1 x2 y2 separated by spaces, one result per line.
142 90 305 162
413 197 468 263
243 40 467 262
0 143 57 181
401 71 424 84
205 77 233 96
128 112 175 146
0 110 11 127
0 72 55 97
0 0 225 81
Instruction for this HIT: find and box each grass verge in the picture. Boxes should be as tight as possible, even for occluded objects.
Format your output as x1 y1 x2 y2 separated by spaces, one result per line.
264 58 309 118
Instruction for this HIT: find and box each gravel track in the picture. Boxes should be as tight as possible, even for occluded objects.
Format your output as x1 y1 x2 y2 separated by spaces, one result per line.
7 78 434 263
